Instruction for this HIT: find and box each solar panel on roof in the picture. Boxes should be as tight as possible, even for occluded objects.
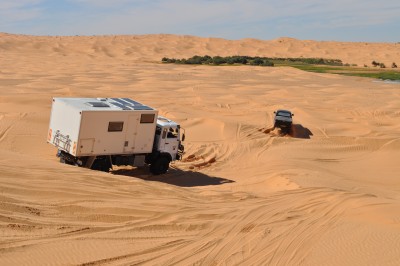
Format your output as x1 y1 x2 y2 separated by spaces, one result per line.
86 102 110 107
111 98 133 106
122 98 143 106
110 101 132 110
110 98 153 111
133 105 153 110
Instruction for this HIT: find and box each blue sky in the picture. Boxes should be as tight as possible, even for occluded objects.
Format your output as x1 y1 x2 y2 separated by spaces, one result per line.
1 0 399 42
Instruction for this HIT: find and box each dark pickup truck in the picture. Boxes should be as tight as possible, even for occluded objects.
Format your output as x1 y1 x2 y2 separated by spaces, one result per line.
274 109 294 134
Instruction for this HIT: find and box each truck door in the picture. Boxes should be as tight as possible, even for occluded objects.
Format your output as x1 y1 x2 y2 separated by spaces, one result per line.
157 127 168 151
79 138 95 155
124 114 139 153
153 126 167 152
164 127 179 157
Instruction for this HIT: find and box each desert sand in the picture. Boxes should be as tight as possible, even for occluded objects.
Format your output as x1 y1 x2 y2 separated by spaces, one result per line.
0 33 400 265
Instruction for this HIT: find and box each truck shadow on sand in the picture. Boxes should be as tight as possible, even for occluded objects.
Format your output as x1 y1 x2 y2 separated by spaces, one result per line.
112 167 235 187
261 124 313 139
289 124 313 139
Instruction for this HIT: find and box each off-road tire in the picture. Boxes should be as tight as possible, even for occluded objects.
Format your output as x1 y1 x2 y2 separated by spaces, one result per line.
91 157 111 172
283 128 291 135
150 156 170 175
60 157 73 165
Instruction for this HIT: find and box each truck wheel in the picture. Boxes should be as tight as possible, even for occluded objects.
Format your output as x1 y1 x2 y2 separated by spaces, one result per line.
284 125 292 135
60 157 73 165
150 156 170 175
91 157 111 172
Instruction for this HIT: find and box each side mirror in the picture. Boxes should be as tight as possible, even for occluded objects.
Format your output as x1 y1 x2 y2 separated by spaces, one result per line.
292 114 294 117
182 133 186 142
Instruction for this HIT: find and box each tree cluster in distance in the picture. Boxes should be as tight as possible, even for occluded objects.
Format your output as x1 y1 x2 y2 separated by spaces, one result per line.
162 55 344 67
372 61 398 68
162 55 273 66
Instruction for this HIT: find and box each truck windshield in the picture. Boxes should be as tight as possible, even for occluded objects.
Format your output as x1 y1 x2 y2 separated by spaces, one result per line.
167 127 178 138
277 111 291 117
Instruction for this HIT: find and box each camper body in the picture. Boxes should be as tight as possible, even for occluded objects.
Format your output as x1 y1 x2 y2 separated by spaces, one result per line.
47 97 184 174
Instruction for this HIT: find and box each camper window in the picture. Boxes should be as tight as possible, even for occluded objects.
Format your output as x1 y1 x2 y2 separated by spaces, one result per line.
140 114 155 124
108 121 124 132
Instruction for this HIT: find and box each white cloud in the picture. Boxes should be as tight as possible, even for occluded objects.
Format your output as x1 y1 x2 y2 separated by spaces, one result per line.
0 0 44 24
0 0 43 10
67 0 149 8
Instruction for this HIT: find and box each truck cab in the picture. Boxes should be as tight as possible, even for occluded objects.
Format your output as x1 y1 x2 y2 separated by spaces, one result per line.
153 116 185 161
145 116 185 174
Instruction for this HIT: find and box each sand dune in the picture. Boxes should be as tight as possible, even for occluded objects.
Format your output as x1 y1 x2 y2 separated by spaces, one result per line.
2 33 400 66
1 33 400 265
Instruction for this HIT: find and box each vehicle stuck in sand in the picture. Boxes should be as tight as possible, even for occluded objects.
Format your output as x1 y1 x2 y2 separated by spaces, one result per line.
273 109 294 134
47 97 185 174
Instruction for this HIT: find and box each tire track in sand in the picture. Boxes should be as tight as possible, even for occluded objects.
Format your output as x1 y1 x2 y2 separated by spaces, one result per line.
92 188 390 266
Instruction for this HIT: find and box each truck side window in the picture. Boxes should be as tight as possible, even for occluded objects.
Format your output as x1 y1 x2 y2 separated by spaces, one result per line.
162 128 167 139
155 126 162 135
108 121 124 132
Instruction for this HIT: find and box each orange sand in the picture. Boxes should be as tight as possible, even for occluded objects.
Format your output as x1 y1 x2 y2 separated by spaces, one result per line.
1 33 400 265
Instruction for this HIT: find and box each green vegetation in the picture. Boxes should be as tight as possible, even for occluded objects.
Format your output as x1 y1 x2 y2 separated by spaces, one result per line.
343 71 400 81
265 57 343 66
161 55 400 81
162 55 275 66
290 64 400 81
162 55 344 67
288 64 345 73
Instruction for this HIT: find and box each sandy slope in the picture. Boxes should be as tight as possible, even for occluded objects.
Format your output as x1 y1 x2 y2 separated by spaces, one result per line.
0 33 400 265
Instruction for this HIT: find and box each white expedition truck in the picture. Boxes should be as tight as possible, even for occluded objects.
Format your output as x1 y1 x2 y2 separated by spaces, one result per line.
47 97 185 174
